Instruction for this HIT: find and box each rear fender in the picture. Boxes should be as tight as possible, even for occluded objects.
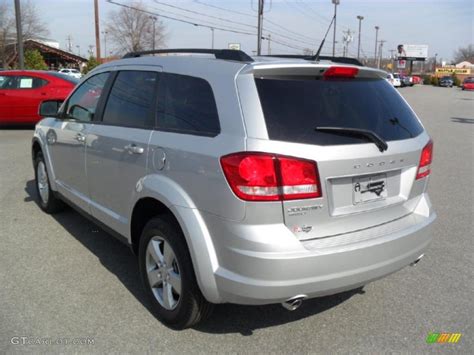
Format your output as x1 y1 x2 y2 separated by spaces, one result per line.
132 174 221 303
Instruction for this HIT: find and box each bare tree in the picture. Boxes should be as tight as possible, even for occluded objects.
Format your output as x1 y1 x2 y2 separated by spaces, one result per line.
453 44 474 64
105 1 166 54
0 1 15 67
21 0 49 40
0 0 49 68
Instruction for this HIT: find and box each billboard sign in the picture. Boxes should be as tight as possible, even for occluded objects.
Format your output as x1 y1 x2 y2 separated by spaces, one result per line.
436 67 471 75
397 44 428 61
397 60 406 69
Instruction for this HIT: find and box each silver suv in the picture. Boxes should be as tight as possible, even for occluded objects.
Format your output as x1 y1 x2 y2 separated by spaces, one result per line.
32 49 436 329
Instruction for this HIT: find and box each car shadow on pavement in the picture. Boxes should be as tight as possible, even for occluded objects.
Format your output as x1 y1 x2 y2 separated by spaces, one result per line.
451 117 474 124
25 179 362 335
0 125 35 130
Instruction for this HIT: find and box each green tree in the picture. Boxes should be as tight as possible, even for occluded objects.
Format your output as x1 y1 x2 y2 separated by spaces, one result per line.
24 49 47 70
83 56 100 74
452 74 461 87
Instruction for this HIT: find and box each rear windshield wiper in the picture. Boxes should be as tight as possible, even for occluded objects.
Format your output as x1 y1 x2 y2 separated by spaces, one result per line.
315 126 388 152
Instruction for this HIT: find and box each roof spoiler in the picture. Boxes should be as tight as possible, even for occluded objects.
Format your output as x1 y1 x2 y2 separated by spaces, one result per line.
261 54 364 66
122 48 254 62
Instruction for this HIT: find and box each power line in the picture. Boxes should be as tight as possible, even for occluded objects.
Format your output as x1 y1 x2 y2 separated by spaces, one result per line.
107 0 256 36
194 0 318 43
152 0 318 47
107 0 308 53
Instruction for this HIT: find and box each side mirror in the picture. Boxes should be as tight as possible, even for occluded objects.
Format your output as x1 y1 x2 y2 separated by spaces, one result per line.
69 104 93 121
39 100 63 118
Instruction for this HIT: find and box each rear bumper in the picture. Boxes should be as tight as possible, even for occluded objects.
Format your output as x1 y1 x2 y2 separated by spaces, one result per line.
204 195 436 305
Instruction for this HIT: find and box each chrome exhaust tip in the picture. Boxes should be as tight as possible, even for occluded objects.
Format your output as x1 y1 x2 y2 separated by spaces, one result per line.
281 295 307 311
410 253 424 266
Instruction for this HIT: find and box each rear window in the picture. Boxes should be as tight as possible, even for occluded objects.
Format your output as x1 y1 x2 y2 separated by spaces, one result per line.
255 76 423 146
48 72 79 85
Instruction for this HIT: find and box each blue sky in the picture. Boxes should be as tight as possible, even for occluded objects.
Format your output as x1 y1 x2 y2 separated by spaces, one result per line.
33 0 473 61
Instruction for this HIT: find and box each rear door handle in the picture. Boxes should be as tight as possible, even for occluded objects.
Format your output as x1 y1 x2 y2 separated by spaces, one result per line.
124 144 144 154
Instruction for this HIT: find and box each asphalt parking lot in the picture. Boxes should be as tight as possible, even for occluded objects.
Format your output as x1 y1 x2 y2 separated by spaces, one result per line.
1 85 473 353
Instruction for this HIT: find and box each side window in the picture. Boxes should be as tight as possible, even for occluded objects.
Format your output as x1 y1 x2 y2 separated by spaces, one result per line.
0 76 16 89
102 71 157 128
65 72 110 122
0 76 46 89
157 73 220 136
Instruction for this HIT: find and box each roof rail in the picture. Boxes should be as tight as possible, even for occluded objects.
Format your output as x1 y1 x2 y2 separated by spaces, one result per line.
122 48 254 62
261 54 364 66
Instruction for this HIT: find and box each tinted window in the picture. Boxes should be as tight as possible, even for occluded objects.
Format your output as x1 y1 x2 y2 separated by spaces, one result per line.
0 75 47 89
256 77 423 146
158 73 220 136
102 71 157 128
65 72 109 122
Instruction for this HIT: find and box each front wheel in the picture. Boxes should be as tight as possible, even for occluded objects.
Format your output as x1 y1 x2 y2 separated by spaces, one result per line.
138 216 213 329
34 152 64 213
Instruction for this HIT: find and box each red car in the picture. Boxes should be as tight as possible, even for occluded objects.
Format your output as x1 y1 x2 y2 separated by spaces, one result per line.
411 75 422 84
0 70 78 126
462 78 474 90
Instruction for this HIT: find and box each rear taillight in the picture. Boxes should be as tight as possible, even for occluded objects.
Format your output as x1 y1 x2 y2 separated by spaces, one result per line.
416 140 433 179
220 153 322 201
324 66 359 79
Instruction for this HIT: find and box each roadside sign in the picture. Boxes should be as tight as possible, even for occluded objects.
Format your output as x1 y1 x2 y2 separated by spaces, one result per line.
397 60 406 69
228 43 241 50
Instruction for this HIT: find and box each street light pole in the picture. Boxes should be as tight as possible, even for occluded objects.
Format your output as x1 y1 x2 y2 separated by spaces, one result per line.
374 26 379 65
211 27 214 49
101 31 108 59
149 16 157 51
377 40 385 69
356 15 364 60
332 0 340 57
14 0 24 69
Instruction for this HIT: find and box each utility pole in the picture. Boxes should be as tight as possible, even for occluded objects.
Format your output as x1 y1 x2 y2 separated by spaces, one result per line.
356 15 364 60
94 0 101 60
66 35 73 52
267 34 271 55
374 26 379 66
257 0 264 55
76 45 80 56
332 0 340 56
389 49 395 72
14 0 24 69
377 40 385 69
342 29 353 57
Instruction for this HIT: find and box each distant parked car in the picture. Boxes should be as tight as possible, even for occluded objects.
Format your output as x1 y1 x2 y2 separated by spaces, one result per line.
386 73 401 87
461 77 474 90
0 70 78 126
439 76 453 88
400 75 413 87
58 68 82 79
411 75 422 85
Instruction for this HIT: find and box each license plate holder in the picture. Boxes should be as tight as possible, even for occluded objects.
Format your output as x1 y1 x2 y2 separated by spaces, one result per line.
353 173 387 204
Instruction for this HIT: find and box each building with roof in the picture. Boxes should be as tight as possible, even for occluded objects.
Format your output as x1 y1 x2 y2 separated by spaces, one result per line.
3 39 87 70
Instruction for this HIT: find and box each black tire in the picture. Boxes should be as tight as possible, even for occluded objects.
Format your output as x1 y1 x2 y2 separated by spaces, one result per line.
138 215 213 329
34 151 65 214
